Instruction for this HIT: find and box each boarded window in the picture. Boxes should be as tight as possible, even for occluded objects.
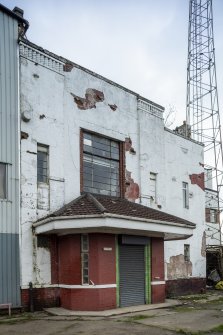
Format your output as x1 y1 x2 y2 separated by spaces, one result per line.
83 132 120 196
37 144 49 183
182 182 189 209
81 234 89 285
184 244 190 262
0 163 6 199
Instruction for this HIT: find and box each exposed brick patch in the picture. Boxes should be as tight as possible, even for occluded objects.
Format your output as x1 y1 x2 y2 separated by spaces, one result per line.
63 63 74 72
71 89 104 110
108 104 117 111
21 131 29 140
166 254 192 280
189 172 205 190
166 278 206 297
125 169 139 202
125 137 136 154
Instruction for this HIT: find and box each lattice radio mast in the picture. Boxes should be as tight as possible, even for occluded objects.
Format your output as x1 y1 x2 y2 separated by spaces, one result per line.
186 0 223 244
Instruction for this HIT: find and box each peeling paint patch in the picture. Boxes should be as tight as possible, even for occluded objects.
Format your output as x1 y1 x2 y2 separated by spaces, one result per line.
108 104 117 111
71 89 104 110
166 254 192 280
63 63 74 72
125 137 136 154
189 172 205 190
125 169 139 202
201 231 206 257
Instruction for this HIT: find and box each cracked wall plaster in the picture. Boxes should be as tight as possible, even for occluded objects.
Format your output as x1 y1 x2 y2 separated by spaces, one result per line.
71 88 104 110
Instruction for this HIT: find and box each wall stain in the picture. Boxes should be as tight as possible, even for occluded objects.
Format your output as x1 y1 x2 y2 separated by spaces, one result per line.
71 88 104 110
125 169 139 202
166 254 192 280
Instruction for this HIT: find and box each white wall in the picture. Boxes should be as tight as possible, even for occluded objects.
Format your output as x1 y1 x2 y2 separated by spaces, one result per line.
20 43 206 286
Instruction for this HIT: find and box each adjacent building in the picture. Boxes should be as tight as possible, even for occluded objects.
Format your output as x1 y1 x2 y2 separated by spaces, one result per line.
0 4 206 311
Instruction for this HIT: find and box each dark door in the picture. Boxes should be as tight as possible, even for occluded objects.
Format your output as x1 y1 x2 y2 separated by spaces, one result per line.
119 244 145 307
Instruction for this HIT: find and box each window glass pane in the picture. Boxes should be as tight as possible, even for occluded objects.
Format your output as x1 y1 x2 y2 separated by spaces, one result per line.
184 244 190 261
0 163 6 199
37 145 49 183
83 132 120 196
182 182 189 208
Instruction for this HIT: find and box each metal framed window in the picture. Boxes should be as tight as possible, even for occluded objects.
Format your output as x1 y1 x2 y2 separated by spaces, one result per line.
210 209 217 223
83 132 120 196
184 244 190 262
37 144 49 183
0 163 7 199
81 234 89 285
182 182 189 209
149 172 157 202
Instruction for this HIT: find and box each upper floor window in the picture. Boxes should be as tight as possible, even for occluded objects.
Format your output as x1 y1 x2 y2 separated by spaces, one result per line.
0 163 7 199
206 208 218 223
184 244 190 262
150 172 157 202
37 144 49 183
182 182 189 209
83 131 120 196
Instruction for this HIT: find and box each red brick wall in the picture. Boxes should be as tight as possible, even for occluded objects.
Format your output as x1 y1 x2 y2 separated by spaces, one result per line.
59 233 117 310
151 238 165 303
58 234 81 284
89 234 116 284
60 288 116 311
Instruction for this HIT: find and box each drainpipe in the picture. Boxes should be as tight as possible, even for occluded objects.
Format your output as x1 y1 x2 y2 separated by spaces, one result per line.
137 98 142 204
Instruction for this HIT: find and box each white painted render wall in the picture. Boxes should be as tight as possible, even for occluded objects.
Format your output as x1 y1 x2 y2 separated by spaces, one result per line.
19 44 206 286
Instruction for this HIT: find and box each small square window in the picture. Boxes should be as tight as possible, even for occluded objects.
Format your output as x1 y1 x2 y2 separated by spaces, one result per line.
0 163 7 199
184 244 190 262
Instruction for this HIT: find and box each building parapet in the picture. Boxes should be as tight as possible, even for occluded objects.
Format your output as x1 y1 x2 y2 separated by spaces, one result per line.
138 99 164 119
19 42 64 74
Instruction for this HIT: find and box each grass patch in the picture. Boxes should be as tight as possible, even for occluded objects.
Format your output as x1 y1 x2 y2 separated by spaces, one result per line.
211 324 223 332
178 294 209 301
176 330 206 335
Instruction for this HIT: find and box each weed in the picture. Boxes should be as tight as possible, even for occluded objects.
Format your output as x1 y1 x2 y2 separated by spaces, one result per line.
211 324 223 332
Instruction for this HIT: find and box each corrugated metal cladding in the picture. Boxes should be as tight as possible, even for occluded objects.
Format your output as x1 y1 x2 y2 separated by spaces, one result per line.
0 11 20 306
119 245 145 307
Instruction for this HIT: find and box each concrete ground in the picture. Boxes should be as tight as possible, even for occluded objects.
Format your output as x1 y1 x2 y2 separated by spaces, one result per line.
1 290 223 335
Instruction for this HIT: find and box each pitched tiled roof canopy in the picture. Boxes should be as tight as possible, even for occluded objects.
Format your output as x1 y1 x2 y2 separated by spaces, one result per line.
46 193 195 227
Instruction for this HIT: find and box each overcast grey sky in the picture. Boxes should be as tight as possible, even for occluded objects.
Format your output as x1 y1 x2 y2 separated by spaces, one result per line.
2 0 223 127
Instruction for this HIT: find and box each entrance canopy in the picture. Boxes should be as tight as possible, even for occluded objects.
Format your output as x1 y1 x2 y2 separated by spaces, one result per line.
33 193 196 241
